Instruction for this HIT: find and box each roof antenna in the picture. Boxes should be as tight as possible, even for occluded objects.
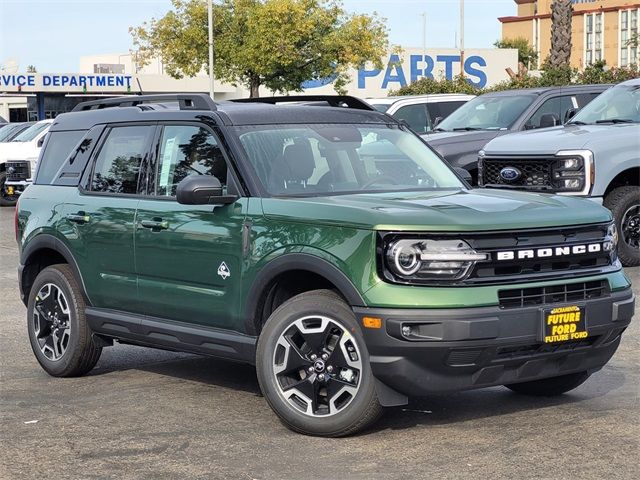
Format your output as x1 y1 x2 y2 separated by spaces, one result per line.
136 78 144 95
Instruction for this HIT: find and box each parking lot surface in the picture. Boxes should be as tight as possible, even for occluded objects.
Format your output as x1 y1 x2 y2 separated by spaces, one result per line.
1 206 638 480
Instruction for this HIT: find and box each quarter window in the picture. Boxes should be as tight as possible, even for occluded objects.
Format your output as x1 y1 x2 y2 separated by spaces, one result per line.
155 125 227 196
90 125 154 194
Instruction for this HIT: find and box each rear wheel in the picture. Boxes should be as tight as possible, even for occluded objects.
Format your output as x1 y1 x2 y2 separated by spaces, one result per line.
0 171 19 207
27 264 102 377
505 371 590 396
256 290 382 437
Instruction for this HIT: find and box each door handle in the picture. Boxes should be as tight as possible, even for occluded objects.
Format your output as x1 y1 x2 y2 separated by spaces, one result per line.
140 219 169 231
66 212 91 224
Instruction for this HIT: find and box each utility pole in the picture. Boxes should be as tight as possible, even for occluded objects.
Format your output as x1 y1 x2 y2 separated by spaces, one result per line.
208 0 215 100
422 12 427 57
459 0 465 73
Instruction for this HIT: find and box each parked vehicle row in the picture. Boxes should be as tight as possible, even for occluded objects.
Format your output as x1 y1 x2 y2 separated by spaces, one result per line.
15 93 634 437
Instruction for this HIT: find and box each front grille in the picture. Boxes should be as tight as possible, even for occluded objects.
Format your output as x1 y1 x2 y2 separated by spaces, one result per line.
498 280 609 309
5 160 30 181
480 157 555 190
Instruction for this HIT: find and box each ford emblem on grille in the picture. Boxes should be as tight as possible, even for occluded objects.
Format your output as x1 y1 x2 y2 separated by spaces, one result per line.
499 167 521 182
7 166 15 174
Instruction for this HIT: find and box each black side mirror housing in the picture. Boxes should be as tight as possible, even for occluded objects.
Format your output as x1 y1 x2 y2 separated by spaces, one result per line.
539 113 560 128
433 116 443 128
37 136 45 147
454 167 473 184
176 175 236 205
565 107 579 122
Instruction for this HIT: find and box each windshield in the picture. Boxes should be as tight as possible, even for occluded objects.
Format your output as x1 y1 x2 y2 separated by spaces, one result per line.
435 94 536 131
12 122 50 142
0 123 27 142
235 124 464 197
570 84 640 124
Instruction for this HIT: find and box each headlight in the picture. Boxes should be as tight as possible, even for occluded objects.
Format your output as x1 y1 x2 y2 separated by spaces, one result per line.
385 239 488 282
553 151 593 195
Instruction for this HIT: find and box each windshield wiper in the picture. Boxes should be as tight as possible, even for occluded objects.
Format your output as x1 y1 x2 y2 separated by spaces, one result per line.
567 120 588 125
452 127 484 131
433 127 448 132
595 118 635 124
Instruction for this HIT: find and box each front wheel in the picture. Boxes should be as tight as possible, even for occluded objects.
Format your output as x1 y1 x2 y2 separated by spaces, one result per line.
505 371 591 396
256 290 382 437
605 186 640 267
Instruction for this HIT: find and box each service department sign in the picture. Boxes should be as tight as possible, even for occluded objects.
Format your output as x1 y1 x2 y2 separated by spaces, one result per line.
0 73 134 93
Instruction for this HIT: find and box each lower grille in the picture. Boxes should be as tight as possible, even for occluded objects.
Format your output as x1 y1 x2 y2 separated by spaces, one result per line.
496 336 599 360
5 160 30 181
498 280 609 309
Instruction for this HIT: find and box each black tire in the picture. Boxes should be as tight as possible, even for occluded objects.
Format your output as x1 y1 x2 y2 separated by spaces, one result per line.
27 264 102 377
505 371 590 396
0 171 19 207
256 289 382 437
604 186 640 267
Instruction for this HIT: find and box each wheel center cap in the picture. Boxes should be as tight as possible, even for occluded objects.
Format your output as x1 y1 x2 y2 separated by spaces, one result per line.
313 359 325 373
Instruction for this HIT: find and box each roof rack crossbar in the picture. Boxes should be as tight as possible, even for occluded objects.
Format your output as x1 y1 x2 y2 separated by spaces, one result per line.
71 94 217 112
229 95 375 111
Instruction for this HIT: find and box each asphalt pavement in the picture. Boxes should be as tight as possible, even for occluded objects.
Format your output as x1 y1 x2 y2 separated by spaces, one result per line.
1 205 638 480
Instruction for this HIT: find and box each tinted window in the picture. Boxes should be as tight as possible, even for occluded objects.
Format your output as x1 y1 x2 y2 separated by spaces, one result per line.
90 126 154 194
392 104 430 133
35 130 87 184
154 125 227 196
526 95 576 129
430 101 467 122
235 124 463 197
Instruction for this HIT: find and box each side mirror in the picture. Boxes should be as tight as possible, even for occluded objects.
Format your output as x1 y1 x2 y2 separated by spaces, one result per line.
433 116 444 128
539 113 560 128
176 175 236 205
565 107 579 122
454 167 473 184
37 137 45 148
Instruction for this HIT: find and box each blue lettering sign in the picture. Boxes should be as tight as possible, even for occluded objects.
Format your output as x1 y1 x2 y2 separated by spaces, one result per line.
465 56 487 88
381 54 407 89
435 55 460 79
358 65 382 89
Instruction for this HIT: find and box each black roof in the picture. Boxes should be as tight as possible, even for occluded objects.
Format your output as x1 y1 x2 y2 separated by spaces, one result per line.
52 94 392 131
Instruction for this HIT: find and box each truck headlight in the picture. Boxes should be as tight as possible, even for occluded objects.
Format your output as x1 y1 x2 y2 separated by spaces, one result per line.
385 239 488 282
553 150 593 195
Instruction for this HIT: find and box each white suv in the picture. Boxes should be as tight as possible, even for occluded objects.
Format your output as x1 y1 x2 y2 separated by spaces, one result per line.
367 94 474 134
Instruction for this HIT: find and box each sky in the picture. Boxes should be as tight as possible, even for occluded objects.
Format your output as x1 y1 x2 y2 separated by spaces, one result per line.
0 0 516 72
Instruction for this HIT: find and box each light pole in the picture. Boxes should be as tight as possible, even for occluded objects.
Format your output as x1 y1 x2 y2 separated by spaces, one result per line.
208 0 215 100
459 0 465 72
422 12 427 58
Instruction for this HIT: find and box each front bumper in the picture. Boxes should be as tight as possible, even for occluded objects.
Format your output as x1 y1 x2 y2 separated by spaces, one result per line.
355 288 634 396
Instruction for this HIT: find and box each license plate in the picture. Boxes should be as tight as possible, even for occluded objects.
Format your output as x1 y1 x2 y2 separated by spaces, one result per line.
542 305 588 343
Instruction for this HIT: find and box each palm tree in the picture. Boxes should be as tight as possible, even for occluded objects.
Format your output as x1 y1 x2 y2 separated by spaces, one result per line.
549 0 573 67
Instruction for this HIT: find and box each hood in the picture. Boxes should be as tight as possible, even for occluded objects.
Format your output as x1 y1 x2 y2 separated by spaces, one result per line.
261 188 611 232
0 141 37 162
422 130 503 164
483 123 640 155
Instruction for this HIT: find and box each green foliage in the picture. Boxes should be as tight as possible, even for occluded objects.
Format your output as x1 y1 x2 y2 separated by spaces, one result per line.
493 37 538 68
131 0 392 97
394 61 639 97
390 75 480 96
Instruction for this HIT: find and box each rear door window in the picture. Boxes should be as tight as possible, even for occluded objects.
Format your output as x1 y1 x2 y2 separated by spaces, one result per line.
89 125 155 194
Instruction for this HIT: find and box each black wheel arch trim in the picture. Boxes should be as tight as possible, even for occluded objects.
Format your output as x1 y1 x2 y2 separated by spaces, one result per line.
19 233 91 307
243 253 366 335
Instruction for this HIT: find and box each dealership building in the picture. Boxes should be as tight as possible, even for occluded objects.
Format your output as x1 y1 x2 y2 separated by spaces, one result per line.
0 47 517 121
500 0 640 68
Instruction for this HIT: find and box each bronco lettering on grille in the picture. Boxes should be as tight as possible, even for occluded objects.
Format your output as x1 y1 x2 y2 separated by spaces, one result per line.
496 243 608 261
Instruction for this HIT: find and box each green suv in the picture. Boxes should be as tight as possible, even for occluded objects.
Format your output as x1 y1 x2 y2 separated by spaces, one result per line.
16 94 635 437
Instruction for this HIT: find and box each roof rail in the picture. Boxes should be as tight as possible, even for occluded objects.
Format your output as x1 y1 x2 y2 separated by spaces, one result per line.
229 95 375 111
71 94 217 112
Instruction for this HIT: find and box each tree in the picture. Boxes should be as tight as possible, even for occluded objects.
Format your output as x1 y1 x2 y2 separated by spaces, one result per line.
548 0 573 67
494 37 538 69
26 65 37 73
131 0 391 97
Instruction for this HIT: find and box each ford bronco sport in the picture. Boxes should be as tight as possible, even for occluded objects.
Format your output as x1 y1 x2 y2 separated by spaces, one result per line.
480 79 640 267
16 94 635 437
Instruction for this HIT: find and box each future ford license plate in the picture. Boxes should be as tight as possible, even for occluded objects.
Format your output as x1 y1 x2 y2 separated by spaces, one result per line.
543 305 588 343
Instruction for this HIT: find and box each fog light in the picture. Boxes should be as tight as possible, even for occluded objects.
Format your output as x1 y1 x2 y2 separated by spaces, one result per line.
402 325 412 337
561 179 581 189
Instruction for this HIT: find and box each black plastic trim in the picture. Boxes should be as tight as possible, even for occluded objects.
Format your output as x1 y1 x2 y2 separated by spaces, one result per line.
85 307 256 363
243 253 366 334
